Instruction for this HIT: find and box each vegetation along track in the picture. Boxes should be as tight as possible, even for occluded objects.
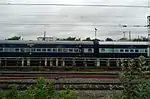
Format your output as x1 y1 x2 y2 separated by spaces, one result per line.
0 81 122 90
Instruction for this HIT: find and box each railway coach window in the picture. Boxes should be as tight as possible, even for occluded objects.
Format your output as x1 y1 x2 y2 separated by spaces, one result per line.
135 49 139 52
47 48 51 52
15 48 20 52
140 49 145 53
24 48 30 52
9 48 14 52
145 49 147 53
125 49 129 52
120 49 124 52
69 48 73 52
130 49 134 52
0 48 3 52
74 48 79 52
4 48 9 52
52 48 57 52
20 48 25 52
88 48 93 52
58 48 62 52
42 48 46 52
31 48 35 52
63 48 68 52
36 48 41 52
101 48 105 52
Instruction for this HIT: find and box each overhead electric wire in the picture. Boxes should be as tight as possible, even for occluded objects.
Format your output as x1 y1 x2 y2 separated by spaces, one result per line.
0 3 149 8
13 30 148 32
0 23 147 27
0 14 146 19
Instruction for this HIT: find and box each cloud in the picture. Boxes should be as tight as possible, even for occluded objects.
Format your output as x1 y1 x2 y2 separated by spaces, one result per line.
0 0 149 40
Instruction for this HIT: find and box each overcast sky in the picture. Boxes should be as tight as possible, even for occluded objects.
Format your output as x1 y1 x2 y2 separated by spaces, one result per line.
0 0 149 40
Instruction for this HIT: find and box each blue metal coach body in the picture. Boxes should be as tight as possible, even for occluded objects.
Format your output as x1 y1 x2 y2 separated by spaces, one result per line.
0 40 148 58
98 42 148 58
0 40 94 57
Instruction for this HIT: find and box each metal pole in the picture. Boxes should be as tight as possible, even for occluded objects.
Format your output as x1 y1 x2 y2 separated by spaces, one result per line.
129 31 131 41
123 31 126 38
147 16 150 57
43 31 46 41
95 28 97 40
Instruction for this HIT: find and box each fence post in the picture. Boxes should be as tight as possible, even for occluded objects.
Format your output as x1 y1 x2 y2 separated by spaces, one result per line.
22 58 24 67
96 58 100 67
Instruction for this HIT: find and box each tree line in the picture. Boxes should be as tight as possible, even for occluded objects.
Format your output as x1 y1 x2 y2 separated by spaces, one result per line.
5 36 149 41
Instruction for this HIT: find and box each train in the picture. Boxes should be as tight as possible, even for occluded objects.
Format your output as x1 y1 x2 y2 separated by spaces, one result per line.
0 40 148 58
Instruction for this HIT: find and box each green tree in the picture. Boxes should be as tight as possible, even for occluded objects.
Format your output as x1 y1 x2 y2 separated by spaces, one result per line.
7 36 21 40
0 77 79 99
82 37 92 41
112 56 150 99
105 38 113 41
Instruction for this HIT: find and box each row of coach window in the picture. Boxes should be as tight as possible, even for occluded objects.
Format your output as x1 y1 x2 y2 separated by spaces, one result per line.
0 47 147 53
0 48 95 53
0 48 80 53
100 48 147 53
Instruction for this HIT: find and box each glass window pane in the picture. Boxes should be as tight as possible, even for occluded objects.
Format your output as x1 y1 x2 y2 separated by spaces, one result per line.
15 48 20 52
130 49 134 52
0 48 3 52
58 48 62 52
135 49 139 52
125 49 129 52
88 48 92 52
63 48 68 52
4 48 8 52
24 48 30 52
120 49 124 52
74 48 79 52
69 48 73 52
37 48 41 52
10 48 14 52
20 48 24 52
47 48 51 52
53 48 57 52
31 48 35 52
101 48 105 52
42 48 46 52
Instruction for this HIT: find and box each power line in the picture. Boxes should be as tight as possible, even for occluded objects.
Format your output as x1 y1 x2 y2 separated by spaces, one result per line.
0 23 148 27
0 14 146 19
10 30 148 32
0 3 149 8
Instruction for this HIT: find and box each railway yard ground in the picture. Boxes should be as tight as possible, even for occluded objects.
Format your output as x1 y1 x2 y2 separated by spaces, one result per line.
0 66 124 99
2 66 150 99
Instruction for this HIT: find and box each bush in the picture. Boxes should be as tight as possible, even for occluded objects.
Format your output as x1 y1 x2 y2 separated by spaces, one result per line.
0 77 79 99
112 56 150 99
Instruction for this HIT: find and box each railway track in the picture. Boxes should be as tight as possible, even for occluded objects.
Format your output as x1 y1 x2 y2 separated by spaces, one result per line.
0 71 147 90
0 81 123 90
0 71 119 75
0 72 149 79
0 76 119 80
0 71 119 79
0 66 121 72
0 71 122 90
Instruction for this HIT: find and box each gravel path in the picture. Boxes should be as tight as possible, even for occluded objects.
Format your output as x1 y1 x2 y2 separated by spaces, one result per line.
77 90 122 99
0 78 119 83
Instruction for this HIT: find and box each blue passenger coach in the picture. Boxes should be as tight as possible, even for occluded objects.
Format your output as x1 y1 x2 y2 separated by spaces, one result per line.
98 42 148 58
0 40 94 57
0 40 148 58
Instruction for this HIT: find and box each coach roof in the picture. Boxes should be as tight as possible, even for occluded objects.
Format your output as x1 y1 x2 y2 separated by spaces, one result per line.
99 41 148 45
0 40 94 45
